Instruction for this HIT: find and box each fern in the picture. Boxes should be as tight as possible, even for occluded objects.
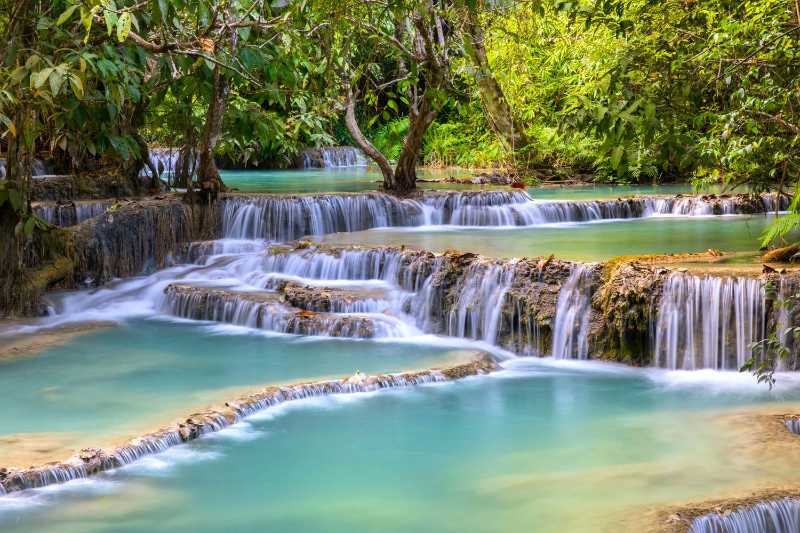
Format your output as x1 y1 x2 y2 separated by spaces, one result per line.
761 213 800 248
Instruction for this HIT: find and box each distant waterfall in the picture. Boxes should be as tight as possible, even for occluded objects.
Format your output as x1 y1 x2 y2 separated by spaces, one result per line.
689 498 800 533
140 148 193 178
34 201 110 226
552 265 594 359
301 147 368 168
652 274 767 370
1 158 48 179
642 193 788 216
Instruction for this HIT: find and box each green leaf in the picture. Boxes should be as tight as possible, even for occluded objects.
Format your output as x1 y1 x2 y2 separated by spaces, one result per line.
49 71 63 96
10 66 28 84
117 12 132 43
32 68 54 89
104 10 118 36
610 145 624 170
69 74 84 99
57 4 80 26
23 217 35 237
8 189 22 211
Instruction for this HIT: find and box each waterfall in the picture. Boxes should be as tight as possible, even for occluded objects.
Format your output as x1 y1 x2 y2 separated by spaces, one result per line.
301 147 367 168
552 265 594 359
34 201 110 227
221 194 425 240
446 262 516 344
689 498 800 533
250 247 432 289
652 274 767 370
72 200 195 284
1 158 48 178
785 417 800 435
161 284 411 338
220 192 787 240
140 148 190 178
643 193 789 216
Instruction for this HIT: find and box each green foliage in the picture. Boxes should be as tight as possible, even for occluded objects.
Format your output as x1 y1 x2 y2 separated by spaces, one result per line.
0 181 50 237
742 282 800 387
370 118 409 162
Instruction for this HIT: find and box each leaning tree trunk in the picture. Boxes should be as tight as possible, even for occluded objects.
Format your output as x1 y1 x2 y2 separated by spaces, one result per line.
197 65 229 197
462 7 530 162
343 86 396 189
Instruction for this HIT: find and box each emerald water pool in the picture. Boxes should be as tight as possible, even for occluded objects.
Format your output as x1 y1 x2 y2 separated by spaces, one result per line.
2 175 796 531
220 167 697 198
0 319 474 465
3 359 799 532
321 214 774 261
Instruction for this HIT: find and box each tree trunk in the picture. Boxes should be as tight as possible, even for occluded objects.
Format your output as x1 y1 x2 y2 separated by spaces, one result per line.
343 86 396 189
394 92 438 193
0 107 33 317
197 65 229 197
462 7 530 161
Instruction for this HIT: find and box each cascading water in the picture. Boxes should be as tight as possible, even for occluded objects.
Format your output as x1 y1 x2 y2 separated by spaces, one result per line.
446 262 516 344
141 148 194 178
221 194 425 240
221 191 787 240
552 264 594 359
33 201 110 226
161 284 414 339
301 147 367 168
1 158 48 178
643 193 788 216
652 274 767 370
689 498 800 533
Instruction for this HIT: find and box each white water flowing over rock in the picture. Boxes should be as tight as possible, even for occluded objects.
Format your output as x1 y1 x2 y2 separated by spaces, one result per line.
551 264 594 359
446 262 516 344
161 284 414 339
689 498 800 533
652 274 767 370
140 148 188 178
222 194 426 240
33 201 111 226
0 158 48 179
300 147 368 168
220 191 788 241
785 417 800 435
643 193 787 216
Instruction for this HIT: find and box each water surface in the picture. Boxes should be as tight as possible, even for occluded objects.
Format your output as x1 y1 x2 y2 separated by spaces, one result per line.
321 214 774 261
3 360 800 532
220 167 701 199
0 319 473 464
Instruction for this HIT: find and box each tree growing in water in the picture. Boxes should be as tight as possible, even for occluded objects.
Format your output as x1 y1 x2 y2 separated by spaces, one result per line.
314 0 454 193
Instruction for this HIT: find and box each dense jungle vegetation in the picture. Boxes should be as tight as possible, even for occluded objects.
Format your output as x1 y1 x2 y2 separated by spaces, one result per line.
0 0 799 263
